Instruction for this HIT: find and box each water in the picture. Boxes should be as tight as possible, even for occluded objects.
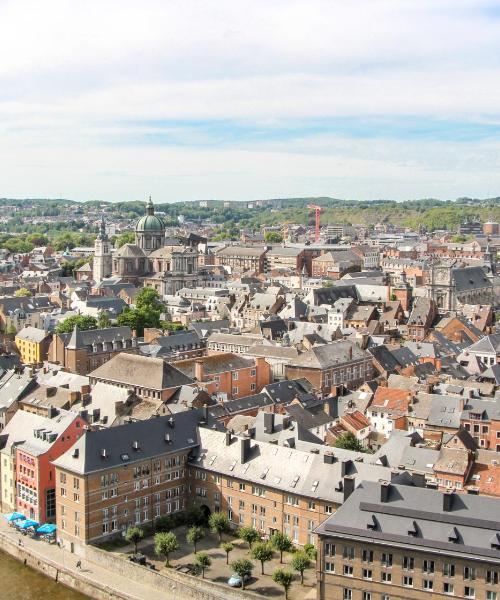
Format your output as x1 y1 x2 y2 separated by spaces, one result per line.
0 550 89 600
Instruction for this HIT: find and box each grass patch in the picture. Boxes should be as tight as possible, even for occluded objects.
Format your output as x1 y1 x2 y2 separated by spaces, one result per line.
98 538 129 551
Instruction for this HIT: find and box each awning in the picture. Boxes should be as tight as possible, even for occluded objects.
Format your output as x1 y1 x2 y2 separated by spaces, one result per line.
36 524 57 534
4 512 25 522
16 519 39 529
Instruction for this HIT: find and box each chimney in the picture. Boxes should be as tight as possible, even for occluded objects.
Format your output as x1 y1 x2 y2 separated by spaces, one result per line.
240 437 251 464
343 475 355 501
203 404 209 422
263 412 274 434
167 416 175 428
45 386 57 398
341 459 352 477
323 451 335 464
195 359 204 382
380 480 391 503
115 401 125 416
443 490 454 512
225 430 233 446
47 406 58 419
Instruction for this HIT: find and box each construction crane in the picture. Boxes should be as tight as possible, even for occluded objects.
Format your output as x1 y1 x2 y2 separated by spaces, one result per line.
307 204 322 243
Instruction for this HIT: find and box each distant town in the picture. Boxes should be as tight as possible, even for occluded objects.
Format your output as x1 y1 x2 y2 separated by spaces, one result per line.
0 195 499 600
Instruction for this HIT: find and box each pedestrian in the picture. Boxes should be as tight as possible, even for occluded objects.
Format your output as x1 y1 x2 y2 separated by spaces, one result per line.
76 560 82 570
18 538 23 547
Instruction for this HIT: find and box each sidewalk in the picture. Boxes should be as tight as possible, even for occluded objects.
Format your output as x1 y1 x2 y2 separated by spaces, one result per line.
0 519 170 600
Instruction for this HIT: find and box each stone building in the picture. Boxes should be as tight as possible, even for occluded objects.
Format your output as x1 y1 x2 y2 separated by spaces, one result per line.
427 263 494 312
92 217 112 283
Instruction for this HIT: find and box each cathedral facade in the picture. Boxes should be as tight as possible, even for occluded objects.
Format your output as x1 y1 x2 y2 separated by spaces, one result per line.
93 198 199 295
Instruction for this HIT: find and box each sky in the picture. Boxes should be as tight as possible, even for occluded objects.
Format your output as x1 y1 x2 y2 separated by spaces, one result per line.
1 0 500 203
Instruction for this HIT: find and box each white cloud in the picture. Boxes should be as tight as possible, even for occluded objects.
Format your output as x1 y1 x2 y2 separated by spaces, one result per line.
1 0 500 200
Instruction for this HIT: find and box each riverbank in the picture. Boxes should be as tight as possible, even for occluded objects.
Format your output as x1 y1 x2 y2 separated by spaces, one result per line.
0 519 250 600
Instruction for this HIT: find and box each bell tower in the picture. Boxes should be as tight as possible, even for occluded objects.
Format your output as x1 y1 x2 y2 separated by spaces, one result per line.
93 216 112 283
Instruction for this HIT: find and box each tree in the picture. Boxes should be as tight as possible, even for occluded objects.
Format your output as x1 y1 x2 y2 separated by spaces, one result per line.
135 287 162 311
185 504 205 526
26 232 49 246
155 516 174 532
291 552 311 584
195 552 211 578
186 525 205 554
208 512 230 543
116 306 160 337
251 542 274 575
231 558 253 590
154 531 179 567
221 542 234 565
115 230 135 248
14 288 31 297
55 315 98 334
334 431 364 452
239 526 260 549
125 526 144 555
160 320 186 332
6 324 17 335
303 543 317 560
270 532 293 563
264 231 283 243
272 568 294 599
97 310 111 329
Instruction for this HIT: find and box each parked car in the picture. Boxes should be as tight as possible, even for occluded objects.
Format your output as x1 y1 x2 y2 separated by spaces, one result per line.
228 573 250 587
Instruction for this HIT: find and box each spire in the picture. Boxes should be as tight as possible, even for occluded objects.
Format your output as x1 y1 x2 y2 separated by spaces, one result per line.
98 215 107 240
146 196 154 216
67 323 84 349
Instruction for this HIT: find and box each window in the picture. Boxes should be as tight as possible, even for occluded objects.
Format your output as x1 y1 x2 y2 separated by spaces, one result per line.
324 543 335 557
464 587 475 599
325 505 333 514
486 570 498 585
402 575 413 587
232 371 238 380
443 563 455 577
486 593 497 600
232 387 238 395
381 572 392 583
250 383 256 391
239 483 245 491
423 559 434 574
403 556 414 570
343 589 352 600
362 549 373 563
362 569 372 580
443 582 454 595
381 553 393 567
343 546 354 560
324 561 334 572
463 566 476 580
423 579 434 590
362 593 371 600
308 501 316 510
343 565 353 576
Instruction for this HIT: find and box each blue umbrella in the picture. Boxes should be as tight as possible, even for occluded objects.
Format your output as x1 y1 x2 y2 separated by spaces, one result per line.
4 512 25 522
16 519 38 530
36 524 57 534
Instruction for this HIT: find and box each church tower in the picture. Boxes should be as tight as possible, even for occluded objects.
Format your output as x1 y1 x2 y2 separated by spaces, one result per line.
93 216 112 283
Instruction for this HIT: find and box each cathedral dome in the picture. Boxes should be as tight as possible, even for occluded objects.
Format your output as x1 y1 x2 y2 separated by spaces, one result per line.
135 197 165 232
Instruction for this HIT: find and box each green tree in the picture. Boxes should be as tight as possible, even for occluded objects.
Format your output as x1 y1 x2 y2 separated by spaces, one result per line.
135 287 162 310
160 320 186 332
251 542 274 575
334 431 364 452
239 526 260 549
125 526 144 555
154 531 179 567
270 532 293 563
303 543 317 560
264 231 283 243
185 505 205 526
231 558 253 590
155 516 174 532
291 551 311 584
116 306 160 337
55 315 98 334
221 542 234 565
186 525 205 554
272 568 294 599
97 310 111 329
26 232 49 246
195 552 211 578
14 288 31 297
6 324 17 335
208 512 230 543
115 230 135 248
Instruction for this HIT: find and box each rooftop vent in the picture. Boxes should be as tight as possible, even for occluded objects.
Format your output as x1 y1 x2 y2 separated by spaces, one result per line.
100 448 108 459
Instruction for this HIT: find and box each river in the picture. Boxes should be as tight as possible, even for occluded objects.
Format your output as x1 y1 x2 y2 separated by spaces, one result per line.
0 549 89 600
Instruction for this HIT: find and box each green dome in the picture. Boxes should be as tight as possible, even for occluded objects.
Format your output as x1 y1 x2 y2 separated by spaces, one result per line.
135 214 165 231
135 197 165 232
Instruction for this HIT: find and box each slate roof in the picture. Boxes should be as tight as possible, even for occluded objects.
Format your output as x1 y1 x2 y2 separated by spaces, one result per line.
467 334 500 355
53 411 200 475
172 353 255 379
310 285 358 306
288 340 369 369
188 320 231 338
0 369 36 410
15 326 50 343
368 345 401 374
452 266 492 291
113 244 146 258
426 395 463 429
0 295 55 315
315 480 500 561
89 354 194 390
60 325 134 349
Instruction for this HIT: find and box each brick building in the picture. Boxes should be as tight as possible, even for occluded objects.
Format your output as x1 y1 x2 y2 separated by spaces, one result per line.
315 480 500 600
49 325 138 375
215 246 268 275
